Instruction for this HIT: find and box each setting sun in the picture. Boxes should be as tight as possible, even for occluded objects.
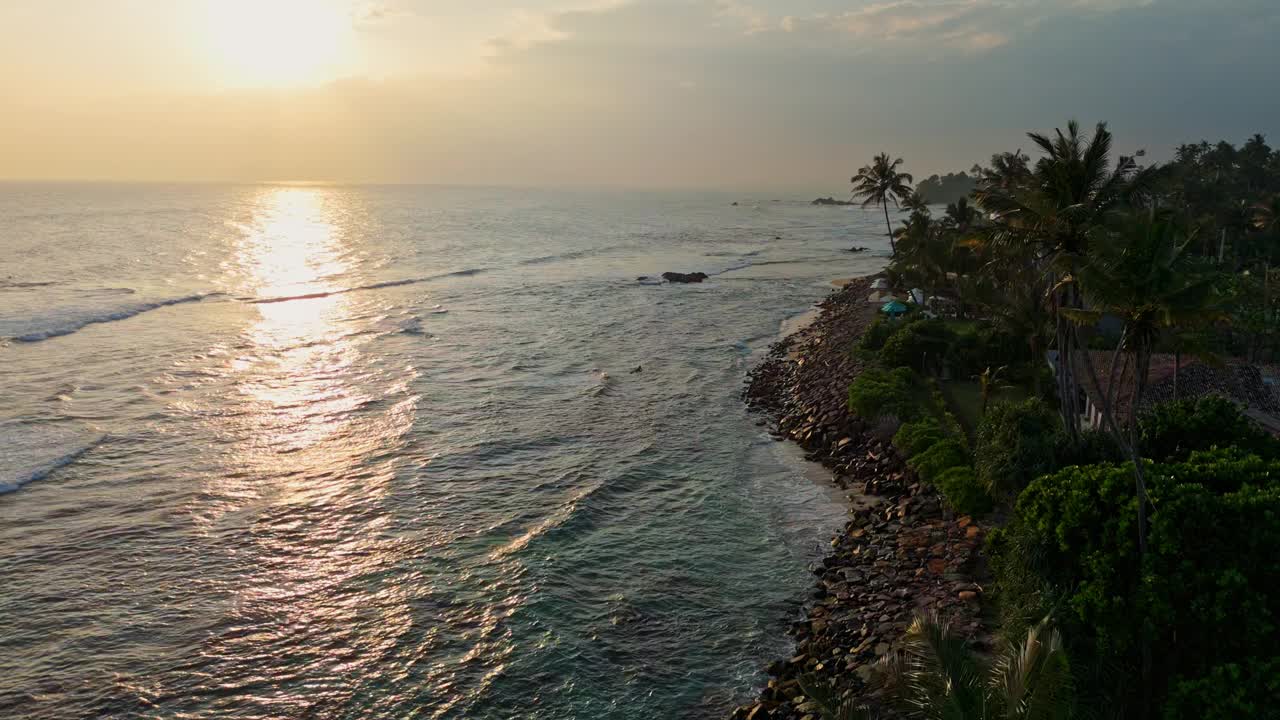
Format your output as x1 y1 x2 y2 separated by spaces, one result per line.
199 0 353 87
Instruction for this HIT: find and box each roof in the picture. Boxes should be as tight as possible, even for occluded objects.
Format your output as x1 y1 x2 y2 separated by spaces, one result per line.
1073 351 1280 420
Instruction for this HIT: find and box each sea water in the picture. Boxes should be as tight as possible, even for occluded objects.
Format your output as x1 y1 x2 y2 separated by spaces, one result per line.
0 183 888 719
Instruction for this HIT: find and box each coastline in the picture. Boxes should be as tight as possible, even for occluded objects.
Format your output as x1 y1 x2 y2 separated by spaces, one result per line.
733 276 989 720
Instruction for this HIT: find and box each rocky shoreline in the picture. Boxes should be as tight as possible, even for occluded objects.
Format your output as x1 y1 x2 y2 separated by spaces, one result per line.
732 276 989 720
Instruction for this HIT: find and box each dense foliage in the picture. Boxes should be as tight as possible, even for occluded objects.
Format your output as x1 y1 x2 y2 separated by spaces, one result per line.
933 466 990 515
914 171 977 205
1139 395 1280 461
837 125 1280 719
847 366 922 421
906 438 969 482
878 318 953 372
892 417 947 457
997 446 1280 718
975 398 1059 498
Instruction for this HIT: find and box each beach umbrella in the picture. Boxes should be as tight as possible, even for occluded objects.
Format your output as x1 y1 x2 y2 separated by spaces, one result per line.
881 300 908 316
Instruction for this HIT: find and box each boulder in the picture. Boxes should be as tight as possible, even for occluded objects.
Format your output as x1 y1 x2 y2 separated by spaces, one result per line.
662 271 709 283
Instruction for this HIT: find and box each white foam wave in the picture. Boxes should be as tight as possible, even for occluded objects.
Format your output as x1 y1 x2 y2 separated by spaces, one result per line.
3 293 214 343
0 421 103 494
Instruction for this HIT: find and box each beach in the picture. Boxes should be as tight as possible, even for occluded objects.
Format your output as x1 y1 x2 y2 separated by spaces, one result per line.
734 276 990 719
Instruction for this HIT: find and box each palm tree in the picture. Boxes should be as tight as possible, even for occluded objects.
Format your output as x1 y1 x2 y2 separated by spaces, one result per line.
944 197 979 235
902 191 932 216
893 211 950 305
853 153 916 257
977 365 1012 415
1066 211 1226 559
975 121 1159 439
1065 211 1228 714
800 614 1073 720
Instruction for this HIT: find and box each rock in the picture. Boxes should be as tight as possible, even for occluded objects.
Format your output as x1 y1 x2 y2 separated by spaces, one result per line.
662 271 710 283
812 197 854 206
745 704 772 720
959 590 978 602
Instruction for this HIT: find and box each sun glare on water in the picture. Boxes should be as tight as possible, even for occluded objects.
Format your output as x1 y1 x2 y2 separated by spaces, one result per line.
199 0 353 87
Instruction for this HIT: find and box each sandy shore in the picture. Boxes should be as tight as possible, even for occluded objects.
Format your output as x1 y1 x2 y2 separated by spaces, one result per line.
732 276 989 720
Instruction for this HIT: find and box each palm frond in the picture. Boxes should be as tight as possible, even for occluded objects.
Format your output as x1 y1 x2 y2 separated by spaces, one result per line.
991 617 1074 720
798 675 879 720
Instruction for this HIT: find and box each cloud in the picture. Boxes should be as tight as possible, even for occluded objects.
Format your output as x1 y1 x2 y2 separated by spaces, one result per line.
353 1 410 28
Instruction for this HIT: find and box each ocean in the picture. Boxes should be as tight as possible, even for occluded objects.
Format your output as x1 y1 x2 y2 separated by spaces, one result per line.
0 183 889 719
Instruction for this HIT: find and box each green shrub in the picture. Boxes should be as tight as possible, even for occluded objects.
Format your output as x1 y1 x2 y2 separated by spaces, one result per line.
1140 395 1280 462
1053 428 1122 467
934 465 991 515
974 398 1059 498
879 319 955 373
848 366 921 421
907 438 969 482
998 447 1280 717
1162 659 1280 720
859 318 897 352
892 418 947 457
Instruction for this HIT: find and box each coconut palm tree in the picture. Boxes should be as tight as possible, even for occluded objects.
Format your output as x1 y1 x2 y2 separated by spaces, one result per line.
902 191 932 216
800 614 1073 720
974 121 1159 438
1066 211 1227 558
1064 211 1229 714
943 197 979 235
853 153 915 257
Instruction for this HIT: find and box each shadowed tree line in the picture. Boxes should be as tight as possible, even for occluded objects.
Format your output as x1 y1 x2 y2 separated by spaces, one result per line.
822 123 1280 720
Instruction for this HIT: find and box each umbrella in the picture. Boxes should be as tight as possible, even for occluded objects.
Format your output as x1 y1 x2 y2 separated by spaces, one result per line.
881 300 909 315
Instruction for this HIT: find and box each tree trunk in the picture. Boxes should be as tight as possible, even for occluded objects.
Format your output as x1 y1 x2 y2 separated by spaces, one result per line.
1173 350 1181 400
1056 280 1081 441
1129 339 1153 719
882 200 896 257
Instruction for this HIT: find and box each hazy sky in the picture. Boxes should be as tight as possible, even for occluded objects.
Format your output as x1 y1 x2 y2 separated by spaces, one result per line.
2 0 1278 190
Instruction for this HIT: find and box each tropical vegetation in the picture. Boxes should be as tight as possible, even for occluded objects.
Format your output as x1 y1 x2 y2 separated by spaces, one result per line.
828 123 1280 719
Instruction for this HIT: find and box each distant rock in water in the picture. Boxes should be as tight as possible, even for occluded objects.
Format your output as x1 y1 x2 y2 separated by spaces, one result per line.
845 246 869 253
811 197 854 206
662 271 709 283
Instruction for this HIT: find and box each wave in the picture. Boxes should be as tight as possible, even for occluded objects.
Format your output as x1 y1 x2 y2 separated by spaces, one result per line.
0 421 104 494
245 268 488 305
518 248 602 266
0 279 62 290
488 479 607 560
4 293 217 343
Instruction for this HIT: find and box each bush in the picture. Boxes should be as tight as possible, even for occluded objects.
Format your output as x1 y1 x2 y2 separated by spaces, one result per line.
879 319 955 373
1162 659 1280 720
975 398 1059 498
892 418 947 457
907 438 969 482
934 466 991 515
848 366 921 421
1140 395 1280 462
1053 428 1122 467
859 318 897 352
997 447 1280 717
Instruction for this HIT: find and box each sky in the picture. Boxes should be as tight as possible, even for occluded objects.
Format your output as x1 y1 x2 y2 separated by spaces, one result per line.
2 0 1278 191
